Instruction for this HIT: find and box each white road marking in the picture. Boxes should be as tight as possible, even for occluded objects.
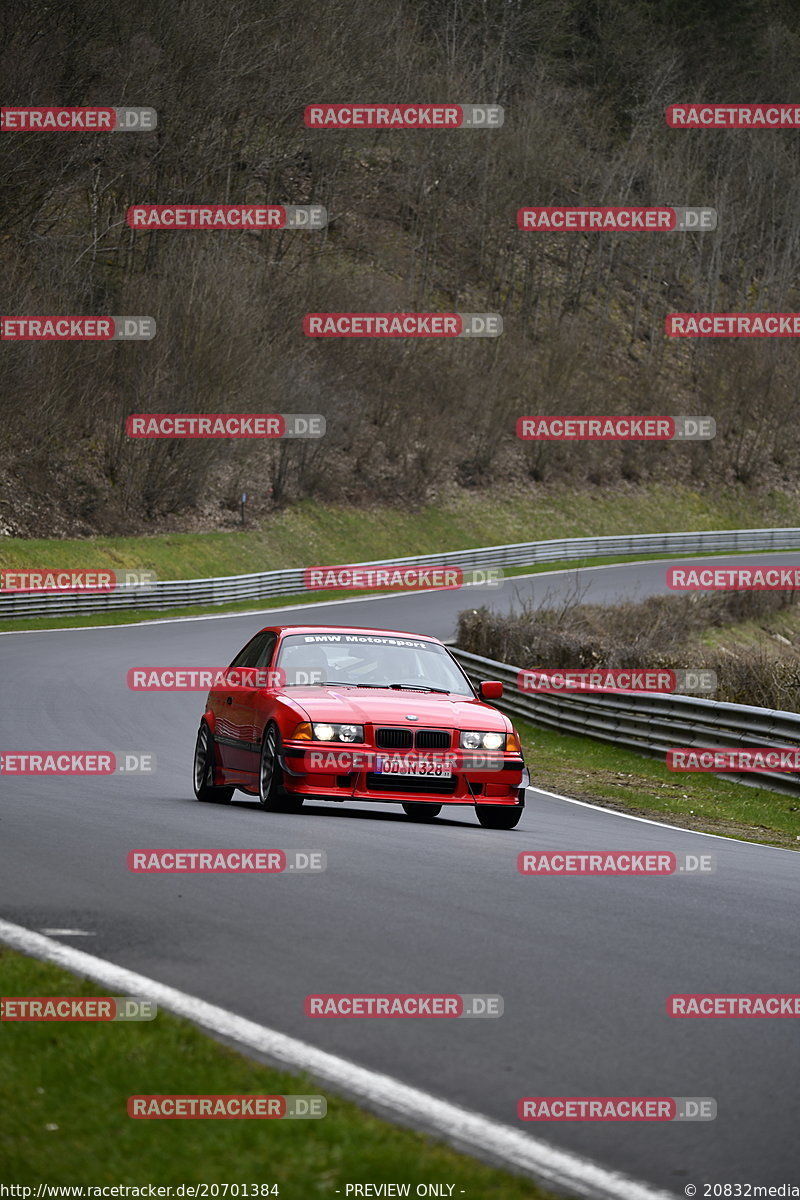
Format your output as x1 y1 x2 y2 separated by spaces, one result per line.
39 928 96 936
0 918 677 1200
0 550 787 636
528 786 799 854
0 589 411 635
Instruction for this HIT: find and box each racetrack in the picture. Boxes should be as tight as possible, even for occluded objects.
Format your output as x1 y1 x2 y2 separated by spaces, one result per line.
2 553 799 1196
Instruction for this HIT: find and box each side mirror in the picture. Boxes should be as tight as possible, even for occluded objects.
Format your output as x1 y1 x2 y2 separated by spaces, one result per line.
479 680 503 700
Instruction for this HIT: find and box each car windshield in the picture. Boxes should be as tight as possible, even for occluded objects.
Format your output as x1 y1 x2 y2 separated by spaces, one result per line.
275 632 473 695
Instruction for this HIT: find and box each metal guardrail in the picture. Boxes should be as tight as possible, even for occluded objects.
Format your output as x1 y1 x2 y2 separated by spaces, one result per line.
1 526 799 618
450 647 800 799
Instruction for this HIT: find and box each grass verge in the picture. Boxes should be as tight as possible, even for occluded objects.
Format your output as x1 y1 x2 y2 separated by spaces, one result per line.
516 717 800 849
1 485 798 579
0 947 556 1196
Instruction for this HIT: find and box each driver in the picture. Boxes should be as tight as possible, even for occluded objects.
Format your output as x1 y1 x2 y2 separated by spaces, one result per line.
347 644 417 686
280 644 328 685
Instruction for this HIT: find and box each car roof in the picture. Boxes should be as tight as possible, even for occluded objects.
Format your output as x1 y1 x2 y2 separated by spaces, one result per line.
262 625 442 643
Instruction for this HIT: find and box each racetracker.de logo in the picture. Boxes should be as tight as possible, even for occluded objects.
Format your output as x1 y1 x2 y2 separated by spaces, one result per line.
128 1095 326 1119
668 994 800 1017
666 103 800 128
128 667 284 690
2 316 155 340
517 669 717 694
667 747 800 772
518 207 716 231
304 104 503 128
517 851 715 875
1 107 156 131
127 667 330 688
305 564 463 590
667 565 800 590
516 416 715 440
667 313 800 337
126 849 326 873
303 313 502 337
0 752 155 775
1 997 156 1021
127 205 326 229
305 994 503 1017
125 414 325 438
302 749 506 773
0 570 155 592
518 1097 716 1121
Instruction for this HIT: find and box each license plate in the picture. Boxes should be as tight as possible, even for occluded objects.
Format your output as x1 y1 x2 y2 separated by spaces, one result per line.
375 756 453 779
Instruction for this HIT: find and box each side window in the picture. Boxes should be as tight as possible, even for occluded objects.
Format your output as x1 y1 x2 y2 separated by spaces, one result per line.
228 632 273 670
252 632 277 671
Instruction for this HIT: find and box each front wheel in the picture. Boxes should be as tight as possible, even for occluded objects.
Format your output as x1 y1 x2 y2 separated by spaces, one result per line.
475 804 523 830
193 722 234 803
401 802 442 821
258 723 304 813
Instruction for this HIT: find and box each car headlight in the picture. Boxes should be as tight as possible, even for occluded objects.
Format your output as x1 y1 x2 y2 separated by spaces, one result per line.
460 730 506 750
312 722 364 743
338 724 362 742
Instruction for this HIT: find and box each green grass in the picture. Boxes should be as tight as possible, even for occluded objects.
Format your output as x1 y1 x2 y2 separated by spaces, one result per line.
693 604 800 658
1 485 798 580
1 548 797 636
2 483 798 632
515 717 800 849
0 948 557 1196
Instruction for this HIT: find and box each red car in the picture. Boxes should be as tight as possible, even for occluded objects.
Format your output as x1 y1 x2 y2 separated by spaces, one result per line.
193 625 528 829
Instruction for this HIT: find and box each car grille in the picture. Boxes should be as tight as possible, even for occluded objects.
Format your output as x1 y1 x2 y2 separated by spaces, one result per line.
375 727 452 749
414 729 451 749
375 727 413 748
366 773 457 795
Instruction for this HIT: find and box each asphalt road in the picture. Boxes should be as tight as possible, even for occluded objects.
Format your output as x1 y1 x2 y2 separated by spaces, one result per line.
1 554 799 1196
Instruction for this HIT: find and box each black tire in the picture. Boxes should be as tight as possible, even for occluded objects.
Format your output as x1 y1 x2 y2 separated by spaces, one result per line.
475 804 523 830
193 722 234 803
401 802 442 821
258 723 304 813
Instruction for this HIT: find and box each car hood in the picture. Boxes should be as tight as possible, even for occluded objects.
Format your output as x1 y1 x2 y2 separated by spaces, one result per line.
286 687 509 730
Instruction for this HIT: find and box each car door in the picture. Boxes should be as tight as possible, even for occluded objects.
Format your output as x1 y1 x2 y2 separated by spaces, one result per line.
236 632 280 770
215 632 276 777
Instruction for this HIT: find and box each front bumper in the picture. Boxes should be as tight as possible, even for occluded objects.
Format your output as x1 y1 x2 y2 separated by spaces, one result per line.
279 744 527 806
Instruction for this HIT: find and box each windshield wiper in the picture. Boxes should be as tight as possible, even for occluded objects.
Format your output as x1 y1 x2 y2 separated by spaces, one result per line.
386 683 450 693
322 682 450 693
319 681 389 688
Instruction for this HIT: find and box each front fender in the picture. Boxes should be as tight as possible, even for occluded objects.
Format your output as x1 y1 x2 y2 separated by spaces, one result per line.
201 706 217 735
